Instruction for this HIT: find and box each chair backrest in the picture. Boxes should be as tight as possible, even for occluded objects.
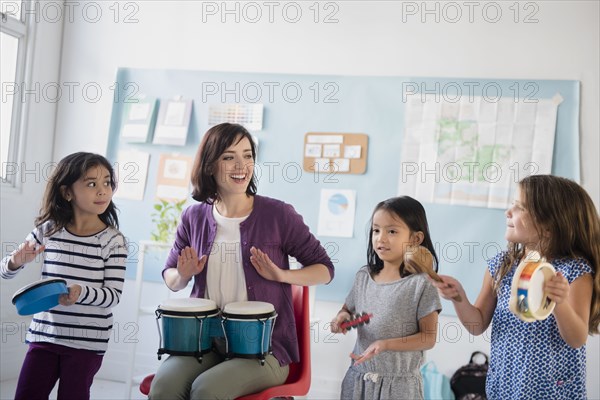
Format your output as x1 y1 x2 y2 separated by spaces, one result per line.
285 285 311 386
234 285 311 400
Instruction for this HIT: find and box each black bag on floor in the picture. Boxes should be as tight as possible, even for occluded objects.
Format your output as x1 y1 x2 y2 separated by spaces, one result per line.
450 351 488 400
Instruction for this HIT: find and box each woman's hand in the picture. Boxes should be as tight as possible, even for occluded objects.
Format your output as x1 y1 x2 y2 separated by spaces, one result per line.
59 284 82 306
545 271 570 305
9 241 45 270
250 246 286 282
350 340 387 365
177 246 206 281
430 274 465 302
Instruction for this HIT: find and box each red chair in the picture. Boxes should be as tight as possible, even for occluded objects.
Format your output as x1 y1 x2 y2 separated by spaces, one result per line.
140 285 312 399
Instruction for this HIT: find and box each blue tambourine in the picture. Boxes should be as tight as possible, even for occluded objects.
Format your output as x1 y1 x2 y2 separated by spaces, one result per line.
12 278 69 316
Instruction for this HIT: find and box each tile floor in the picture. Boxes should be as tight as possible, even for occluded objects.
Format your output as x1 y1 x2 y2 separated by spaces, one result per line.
0 378 334 399
0 379 146 400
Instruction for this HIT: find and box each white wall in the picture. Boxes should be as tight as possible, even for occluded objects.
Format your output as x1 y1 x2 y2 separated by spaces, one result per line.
0 6 64 381
1 1 599 398
52 0 599 203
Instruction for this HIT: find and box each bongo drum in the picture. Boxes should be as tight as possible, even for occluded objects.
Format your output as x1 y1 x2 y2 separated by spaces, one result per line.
509 252 556 322
155 298 219 362
12 278 69 316
221 301 277 365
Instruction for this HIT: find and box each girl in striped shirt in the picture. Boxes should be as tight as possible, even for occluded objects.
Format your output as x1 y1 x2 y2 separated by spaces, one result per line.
1 152 127 400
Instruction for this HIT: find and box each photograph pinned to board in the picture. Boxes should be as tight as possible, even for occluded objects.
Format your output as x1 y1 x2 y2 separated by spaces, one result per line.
317 189 357 238
305 143 322 158
120 96 159 143
208 103 264 131
155 153 193 202
113 150 150 201
303 133 368 174
152 97 193 146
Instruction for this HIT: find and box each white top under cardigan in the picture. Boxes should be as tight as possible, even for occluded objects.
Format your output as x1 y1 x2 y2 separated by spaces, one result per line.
206 206 249 308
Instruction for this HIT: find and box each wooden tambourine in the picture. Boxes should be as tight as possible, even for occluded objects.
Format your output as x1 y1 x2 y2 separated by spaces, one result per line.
509 251 556 322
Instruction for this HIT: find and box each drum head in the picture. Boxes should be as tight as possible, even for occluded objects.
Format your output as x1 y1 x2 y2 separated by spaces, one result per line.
529 264 556 319
223 301 276 319
158 298 218 314
527 268 547 310
12 278 68 316
509 258 556 322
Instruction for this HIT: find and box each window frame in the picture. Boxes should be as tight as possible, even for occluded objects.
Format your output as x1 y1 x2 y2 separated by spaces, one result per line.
1 0 37 190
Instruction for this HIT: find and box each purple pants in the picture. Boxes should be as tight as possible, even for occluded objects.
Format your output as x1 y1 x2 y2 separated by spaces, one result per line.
14 342 103 400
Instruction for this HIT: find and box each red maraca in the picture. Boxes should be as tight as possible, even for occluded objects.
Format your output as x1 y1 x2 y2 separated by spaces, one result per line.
340 312 373 330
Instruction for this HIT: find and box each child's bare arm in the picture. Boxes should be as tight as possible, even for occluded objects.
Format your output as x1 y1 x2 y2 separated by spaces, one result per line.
432 271 496 335
551 273 592 348
350 311 438 365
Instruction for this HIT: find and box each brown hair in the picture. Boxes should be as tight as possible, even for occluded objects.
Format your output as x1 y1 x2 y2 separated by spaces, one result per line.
35 152 119 235
190 123 257 203
493 175 600 334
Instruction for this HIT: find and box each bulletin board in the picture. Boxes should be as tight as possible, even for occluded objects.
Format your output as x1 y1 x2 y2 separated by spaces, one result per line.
303 132 369 174
106 69 580 316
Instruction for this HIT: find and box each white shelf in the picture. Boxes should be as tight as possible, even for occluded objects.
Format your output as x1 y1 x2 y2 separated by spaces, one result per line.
140 306 157 315
124 241 172 398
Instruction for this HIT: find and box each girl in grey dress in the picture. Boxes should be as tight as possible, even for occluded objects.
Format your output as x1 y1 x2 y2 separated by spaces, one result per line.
331 196 442 400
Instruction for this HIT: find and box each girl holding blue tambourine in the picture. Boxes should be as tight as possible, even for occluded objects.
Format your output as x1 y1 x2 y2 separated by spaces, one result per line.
432 175 600 400
0 152 128 400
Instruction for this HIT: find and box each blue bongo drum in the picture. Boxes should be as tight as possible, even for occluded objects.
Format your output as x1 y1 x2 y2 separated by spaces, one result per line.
221 301 277 365
155 298 219 362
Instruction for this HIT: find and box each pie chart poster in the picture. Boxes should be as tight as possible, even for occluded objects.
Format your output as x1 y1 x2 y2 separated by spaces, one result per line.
317 189 356 238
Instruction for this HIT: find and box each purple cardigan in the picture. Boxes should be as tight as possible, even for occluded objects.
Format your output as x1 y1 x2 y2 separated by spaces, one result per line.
163 195 335 366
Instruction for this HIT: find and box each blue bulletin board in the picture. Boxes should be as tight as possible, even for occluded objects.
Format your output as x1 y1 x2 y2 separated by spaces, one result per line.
106 69 580 315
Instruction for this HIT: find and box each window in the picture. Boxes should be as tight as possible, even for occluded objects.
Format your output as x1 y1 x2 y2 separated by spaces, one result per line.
1 0 34 187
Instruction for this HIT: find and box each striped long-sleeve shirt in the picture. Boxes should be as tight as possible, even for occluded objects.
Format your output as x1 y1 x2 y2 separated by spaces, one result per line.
0 221 127 354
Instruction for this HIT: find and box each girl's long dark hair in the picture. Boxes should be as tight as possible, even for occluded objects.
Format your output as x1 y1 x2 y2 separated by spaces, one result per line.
367 196 438 277
35 152 119 235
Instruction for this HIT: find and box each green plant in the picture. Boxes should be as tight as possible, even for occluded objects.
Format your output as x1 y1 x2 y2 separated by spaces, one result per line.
150 199 186 243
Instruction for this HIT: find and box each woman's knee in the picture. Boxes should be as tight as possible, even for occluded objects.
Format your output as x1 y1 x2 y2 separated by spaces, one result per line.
149 372 189 400
190 385 217 400
149 353 222 399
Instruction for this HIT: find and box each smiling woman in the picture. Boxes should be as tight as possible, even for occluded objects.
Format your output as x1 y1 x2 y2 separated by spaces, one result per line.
150 123 335 399
190 123 258 207
211 137 256 204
